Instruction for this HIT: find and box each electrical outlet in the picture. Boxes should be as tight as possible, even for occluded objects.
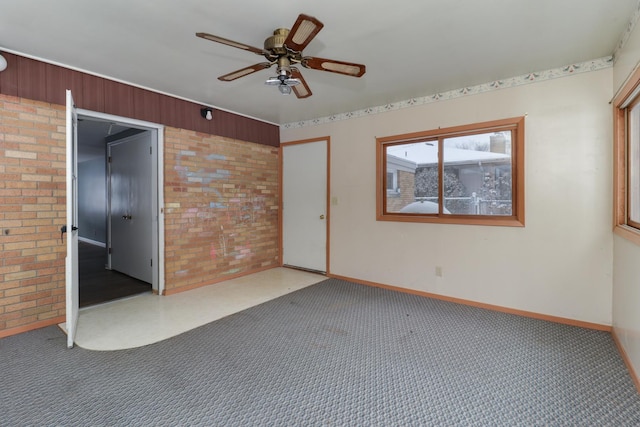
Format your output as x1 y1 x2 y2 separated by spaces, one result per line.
435 266 443 277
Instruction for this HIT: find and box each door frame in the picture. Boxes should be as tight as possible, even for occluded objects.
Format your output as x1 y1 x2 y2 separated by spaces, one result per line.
279 136 331 274
76 109 165 295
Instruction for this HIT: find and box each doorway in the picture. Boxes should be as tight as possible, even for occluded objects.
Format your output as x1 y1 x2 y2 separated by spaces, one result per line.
76 112 164 306
281 138 330 273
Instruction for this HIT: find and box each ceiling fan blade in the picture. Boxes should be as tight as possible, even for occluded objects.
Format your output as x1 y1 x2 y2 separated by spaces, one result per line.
283 14 324 52
196 32 265 56
290 67 312 99
302 57 366 77
218 62 273 81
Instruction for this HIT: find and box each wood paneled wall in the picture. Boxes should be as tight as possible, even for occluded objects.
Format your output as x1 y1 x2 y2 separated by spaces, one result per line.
0 52 279 147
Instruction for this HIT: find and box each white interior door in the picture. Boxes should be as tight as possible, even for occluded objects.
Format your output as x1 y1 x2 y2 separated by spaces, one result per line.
65 90 79 349
108 132 153 283
282 139 328 273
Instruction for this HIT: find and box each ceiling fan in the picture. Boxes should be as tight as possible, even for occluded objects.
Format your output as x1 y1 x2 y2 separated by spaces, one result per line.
196 13 366 98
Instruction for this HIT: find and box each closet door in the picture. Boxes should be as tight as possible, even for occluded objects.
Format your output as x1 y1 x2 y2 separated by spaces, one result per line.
282 139 328 273
108 132 153 283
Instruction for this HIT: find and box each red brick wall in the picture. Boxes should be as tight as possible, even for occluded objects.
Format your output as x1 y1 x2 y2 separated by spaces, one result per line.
0 94 67 334
163 128 279 293
0 95 280 335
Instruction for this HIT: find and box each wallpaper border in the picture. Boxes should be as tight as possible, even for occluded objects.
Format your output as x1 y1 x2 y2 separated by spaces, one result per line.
282 56 613 129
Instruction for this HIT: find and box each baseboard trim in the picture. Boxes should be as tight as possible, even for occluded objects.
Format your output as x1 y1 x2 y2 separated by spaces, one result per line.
0 315 66 339
328 273 612 332
163 265 277 296
282 264 326 275
612 329 640 393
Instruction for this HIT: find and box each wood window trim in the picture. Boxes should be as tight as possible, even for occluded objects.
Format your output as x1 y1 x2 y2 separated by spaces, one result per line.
376 116 525 227
626 97 640 230
613 66 640 246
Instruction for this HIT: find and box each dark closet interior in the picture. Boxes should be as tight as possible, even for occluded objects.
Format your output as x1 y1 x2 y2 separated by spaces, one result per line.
79 241 150 307
77 119 152 307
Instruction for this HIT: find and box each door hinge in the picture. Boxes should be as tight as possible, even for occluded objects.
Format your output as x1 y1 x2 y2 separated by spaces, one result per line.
150 146 152 155
108 247 112 254
150 259 153 267
108 156 111 163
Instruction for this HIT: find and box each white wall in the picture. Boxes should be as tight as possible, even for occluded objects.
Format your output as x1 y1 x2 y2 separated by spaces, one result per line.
614 22 640 92
78 157 107 244
282 68 613 325
612 21 640 381
613 236 640 374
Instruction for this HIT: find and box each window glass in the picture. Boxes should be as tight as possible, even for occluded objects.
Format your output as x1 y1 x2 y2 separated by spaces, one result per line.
386 171 395 191
386 141 439 213
443 132 512 216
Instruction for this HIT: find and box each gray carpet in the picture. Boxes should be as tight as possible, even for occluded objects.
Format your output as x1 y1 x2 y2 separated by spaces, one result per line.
1 278 639 426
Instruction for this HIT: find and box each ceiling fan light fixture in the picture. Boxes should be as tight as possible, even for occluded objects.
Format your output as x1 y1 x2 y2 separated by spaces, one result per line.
283 77 301 86
278 84 292 95
265 76 282 86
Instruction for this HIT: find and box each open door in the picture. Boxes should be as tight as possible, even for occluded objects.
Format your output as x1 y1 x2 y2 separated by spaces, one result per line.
65 90 79 348
282 139 329 273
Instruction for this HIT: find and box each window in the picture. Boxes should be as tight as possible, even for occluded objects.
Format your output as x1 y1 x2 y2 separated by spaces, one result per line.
613 69 640 243
376 117 525 226
386 170 397 192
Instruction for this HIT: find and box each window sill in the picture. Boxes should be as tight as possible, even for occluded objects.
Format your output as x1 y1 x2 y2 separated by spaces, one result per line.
377 213 524 227
614 224 640 246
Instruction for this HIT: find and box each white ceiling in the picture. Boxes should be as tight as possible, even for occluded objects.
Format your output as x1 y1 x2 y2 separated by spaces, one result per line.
1 0 638 125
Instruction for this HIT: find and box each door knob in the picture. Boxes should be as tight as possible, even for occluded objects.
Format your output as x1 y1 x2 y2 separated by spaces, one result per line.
320 214 325 219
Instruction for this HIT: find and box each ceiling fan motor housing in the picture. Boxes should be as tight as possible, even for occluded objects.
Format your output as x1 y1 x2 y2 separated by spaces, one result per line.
264 29 290 55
